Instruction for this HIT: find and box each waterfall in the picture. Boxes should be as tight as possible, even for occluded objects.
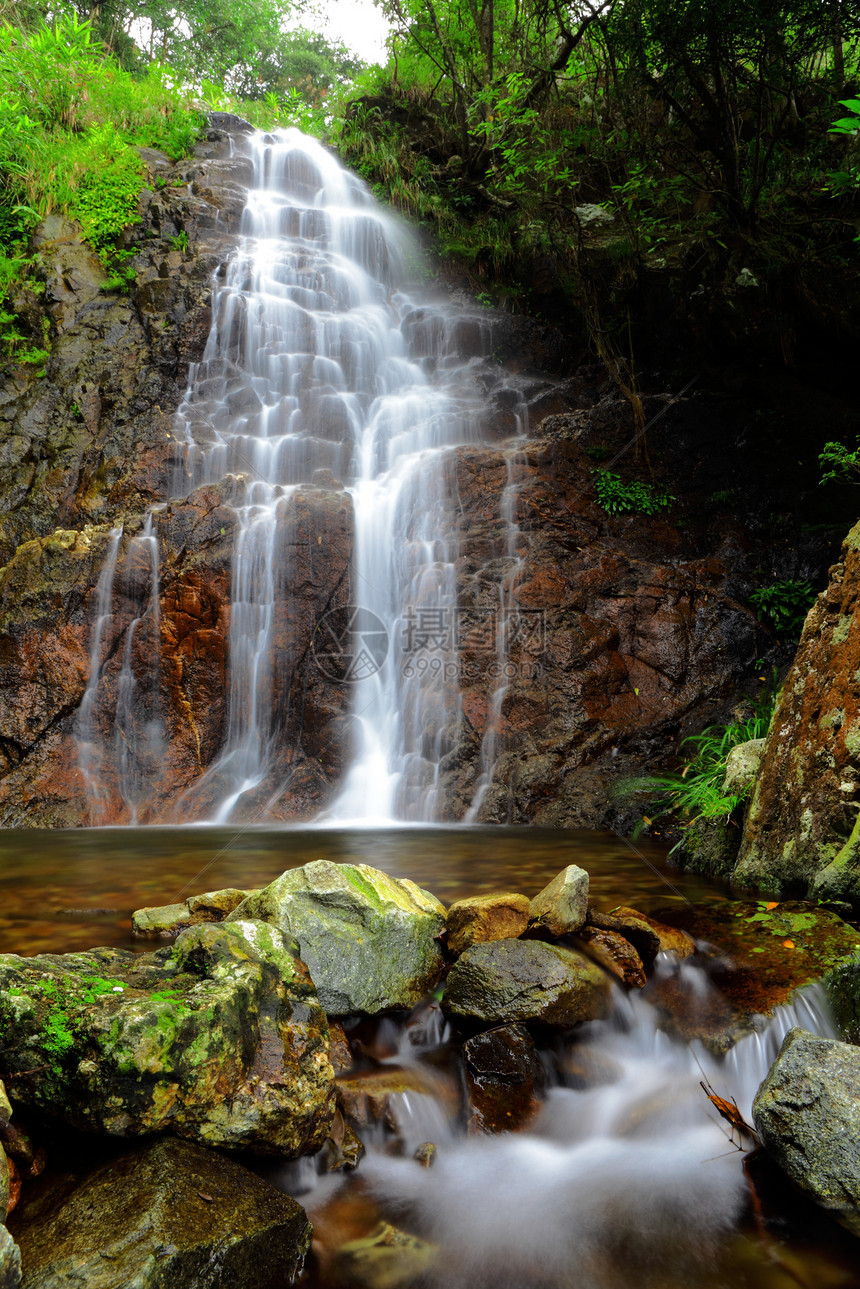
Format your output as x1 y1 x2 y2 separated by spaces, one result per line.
78 126 530 824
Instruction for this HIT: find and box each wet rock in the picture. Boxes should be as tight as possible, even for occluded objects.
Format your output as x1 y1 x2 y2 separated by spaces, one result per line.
722 738 764 797
675 816 743 881
529 864 589 936
329 1020 355 1073
0 1149 8 1225
132 887 256 938
442 939 610 1029
437 433 762 828
319 1109 365 1173
446 892 530 955
413 1142 436 1167
647 900 860 1051
336 1067 451 1133
463 1023 544 1132
575 925 646 988
0 1119 44 1181
329 1221 435 1289
753 1027 860 1236
737 522 860 903
7 1136 311 1288
0 920 335 1156
229 861 446 1015
0 1227 20 1289
587 906 693 965
187 887 255 918
586 907 661 964
610 907 695 959
132 901 195 937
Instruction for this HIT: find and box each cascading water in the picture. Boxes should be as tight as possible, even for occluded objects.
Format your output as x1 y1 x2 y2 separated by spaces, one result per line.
79 126 526 824
289 966 843 1289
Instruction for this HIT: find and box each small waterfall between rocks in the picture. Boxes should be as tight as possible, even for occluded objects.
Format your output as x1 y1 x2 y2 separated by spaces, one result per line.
286 972 841 1289
76 127 530 825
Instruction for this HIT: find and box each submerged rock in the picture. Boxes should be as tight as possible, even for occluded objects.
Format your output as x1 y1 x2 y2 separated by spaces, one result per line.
228 861 446 1015
446 892 530 955
645 900 860 1051
442 939 610 1029
7 1136 311 1288
329 1221 435 1289
529 865 589 936
0 920 335 1156
753 1027 860 1237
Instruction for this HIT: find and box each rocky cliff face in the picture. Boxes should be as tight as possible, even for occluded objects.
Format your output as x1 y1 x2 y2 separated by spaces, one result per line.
736 521 860 904
0 118 839 828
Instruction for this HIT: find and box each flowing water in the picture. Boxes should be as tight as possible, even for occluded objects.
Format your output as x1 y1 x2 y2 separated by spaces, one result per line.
77 126 528 825
282 971 859 1289
49 128 860 1284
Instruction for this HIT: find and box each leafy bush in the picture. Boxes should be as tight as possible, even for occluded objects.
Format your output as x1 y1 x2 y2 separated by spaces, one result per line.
592 469 674 516
750 579 815 638
0 15 209 362
819 437 860 485
620 685 777 834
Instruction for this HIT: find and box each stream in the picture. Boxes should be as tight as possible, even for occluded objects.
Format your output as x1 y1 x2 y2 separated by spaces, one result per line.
1 826 858 1285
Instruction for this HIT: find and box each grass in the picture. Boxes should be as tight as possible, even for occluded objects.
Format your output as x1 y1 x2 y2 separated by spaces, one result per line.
0 15 207 363
619 680 778 841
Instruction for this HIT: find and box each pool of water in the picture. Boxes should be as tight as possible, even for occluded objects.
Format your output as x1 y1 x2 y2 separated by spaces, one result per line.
0 824 719 956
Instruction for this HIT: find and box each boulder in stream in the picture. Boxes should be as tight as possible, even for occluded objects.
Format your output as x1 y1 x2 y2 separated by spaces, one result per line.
7 1136 310 1288
228 861 446 1015
529 864 589 936
446 892 530 955
442 939 610 1029
0 920 335 1156
753 1027 860 1236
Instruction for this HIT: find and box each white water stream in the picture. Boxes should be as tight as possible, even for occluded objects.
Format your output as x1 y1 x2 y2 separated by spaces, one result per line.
291 970 841 1289
78 127 526 824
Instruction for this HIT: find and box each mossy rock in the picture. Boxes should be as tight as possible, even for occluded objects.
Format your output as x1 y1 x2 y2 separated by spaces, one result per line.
228 861 446 1015
0 920 335 1156
652 900 860 1049
442 939 610 1030
8 1136 310 1288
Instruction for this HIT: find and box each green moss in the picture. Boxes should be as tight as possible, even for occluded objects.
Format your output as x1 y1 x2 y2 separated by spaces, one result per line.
342 866 385 909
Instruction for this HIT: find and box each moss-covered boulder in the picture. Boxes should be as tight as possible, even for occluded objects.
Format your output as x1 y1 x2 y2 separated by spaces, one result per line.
132 887 256 938
0 920 335 1157
228 861 446 1015
442 939 610 1029
7 1136 310 1288
753 1027 860 1237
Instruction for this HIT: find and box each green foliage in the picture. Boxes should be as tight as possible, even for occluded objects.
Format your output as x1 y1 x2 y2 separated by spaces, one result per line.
829 99 860 136
0 15 207 363
71 125 143 248
819 437 860 485
750 579 815 638
592 469 674 516
621 684 778 832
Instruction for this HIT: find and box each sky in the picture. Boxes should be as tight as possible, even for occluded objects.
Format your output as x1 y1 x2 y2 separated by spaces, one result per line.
316 0 391 64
